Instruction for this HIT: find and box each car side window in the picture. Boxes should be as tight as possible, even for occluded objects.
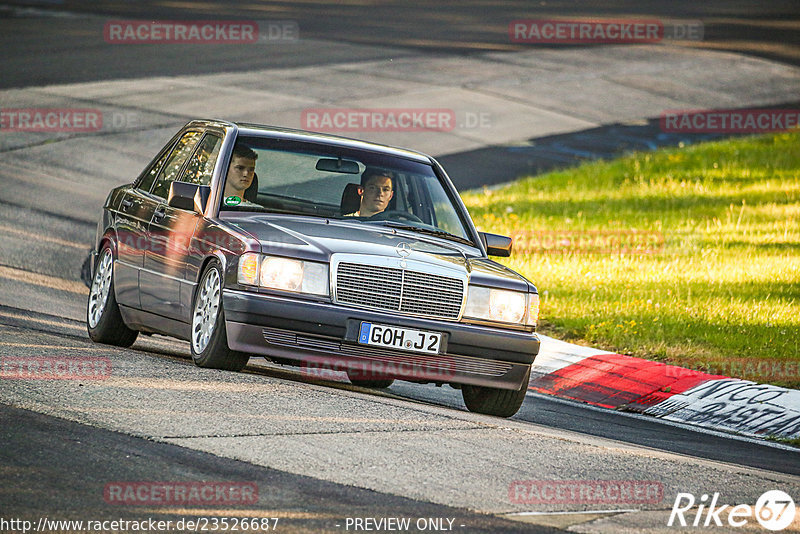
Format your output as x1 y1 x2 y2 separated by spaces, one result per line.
137 150 170 193
151 131 203 199
424 178 469 238
181 133 222 186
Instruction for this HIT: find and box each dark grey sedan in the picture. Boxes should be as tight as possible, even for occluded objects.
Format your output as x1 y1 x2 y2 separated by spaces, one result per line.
86 119 540 417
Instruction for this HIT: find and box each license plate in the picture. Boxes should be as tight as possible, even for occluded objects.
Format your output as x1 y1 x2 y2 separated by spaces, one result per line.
358 322 442 354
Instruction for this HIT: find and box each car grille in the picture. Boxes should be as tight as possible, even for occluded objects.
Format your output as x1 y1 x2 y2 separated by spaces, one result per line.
335 262 464 320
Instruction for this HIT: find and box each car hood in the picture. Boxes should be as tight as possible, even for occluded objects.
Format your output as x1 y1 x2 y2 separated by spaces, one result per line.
224 215 533 292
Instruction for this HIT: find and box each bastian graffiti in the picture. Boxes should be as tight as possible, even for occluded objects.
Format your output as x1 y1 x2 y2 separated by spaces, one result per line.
645 379 800 440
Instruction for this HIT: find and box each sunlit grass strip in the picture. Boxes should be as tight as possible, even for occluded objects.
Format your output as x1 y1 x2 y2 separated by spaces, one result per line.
463 132 800 388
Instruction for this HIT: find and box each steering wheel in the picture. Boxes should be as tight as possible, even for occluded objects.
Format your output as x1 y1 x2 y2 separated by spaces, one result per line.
369 210 424 223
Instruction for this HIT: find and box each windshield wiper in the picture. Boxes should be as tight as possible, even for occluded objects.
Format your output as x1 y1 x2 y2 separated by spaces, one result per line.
381 221 475 247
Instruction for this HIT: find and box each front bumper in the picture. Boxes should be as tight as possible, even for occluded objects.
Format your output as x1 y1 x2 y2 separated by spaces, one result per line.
223 289 539 390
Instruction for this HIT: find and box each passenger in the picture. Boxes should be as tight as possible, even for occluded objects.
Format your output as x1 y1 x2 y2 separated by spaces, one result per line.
223 145 258 200
347 168 395 217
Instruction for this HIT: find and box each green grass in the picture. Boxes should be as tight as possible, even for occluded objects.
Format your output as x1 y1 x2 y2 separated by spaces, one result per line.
768 436 800 448
462 132 800 388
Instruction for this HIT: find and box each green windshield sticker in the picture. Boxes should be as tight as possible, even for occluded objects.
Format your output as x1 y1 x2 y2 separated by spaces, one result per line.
224 195 242 206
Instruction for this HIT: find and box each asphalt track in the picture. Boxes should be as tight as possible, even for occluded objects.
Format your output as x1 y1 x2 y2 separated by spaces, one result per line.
2 402 553 533
0 0 798 90
2 310 798 533
1 1 799 532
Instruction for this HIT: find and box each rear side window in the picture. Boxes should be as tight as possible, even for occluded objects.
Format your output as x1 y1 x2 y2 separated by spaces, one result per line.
181 133 223 186
151 131 203 199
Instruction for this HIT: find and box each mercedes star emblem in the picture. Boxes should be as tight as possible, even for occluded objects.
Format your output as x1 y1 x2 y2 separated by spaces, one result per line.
396 242 412 258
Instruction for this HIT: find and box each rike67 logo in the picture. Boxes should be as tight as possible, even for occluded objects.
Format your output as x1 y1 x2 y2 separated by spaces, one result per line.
669 490 796 531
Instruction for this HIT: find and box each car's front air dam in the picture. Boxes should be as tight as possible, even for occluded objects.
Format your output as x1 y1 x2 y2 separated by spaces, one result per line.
226 321 531 390
222 289 539 364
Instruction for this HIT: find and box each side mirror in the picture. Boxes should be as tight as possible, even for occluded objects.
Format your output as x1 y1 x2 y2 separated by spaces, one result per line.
167 182 210 213
480 232 513 257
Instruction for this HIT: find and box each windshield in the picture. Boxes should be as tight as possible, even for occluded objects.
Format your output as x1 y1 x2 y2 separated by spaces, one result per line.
218 135 473 242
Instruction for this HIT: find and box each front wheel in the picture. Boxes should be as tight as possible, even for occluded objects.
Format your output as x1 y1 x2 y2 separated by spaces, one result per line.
190 261 249 371
461 367 530 418
87 245 138 347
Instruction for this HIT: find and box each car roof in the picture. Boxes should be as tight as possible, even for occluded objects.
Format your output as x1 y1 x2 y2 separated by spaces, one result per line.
187 119 433 164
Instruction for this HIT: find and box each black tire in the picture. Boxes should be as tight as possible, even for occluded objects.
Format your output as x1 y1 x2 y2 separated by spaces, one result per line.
190 261 249 371
461 366 531 418
87 245 139 347
346 369 395 388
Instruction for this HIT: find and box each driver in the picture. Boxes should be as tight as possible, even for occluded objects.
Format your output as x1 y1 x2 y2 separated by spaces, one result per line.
223 144 258 200
348 168 395 217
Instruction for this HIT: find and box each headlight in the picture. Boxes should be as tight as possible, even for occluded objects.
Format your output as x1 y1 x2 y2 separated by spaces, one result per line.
464 286 527 325
238 253 329 296
261 257 304 291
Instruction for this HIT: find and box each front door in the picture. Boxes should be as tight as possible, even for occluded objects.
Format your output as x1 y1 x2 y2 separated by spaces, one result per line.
141 131 222 321
113 144 175 309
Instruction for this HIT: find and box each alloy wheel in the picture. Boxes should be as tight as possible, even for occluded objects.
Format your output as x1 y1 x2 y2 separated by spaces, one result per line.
192 267 221 354
87 249 113 328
